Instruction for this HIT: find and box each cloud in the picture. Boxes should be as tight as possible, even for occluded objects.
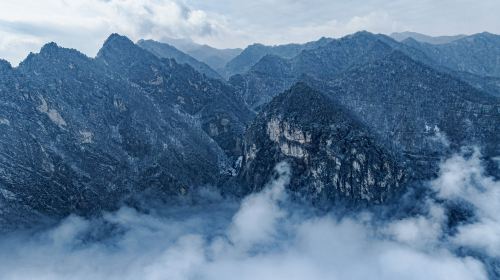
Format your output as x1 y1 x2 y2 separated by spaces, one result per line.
0 0 229 65
384 201 445 248
0 151 498 279
431 148 500 258
2 0 500 64
187 0 500 46
228 162 290 249
0 31 41 66
281 11 403 45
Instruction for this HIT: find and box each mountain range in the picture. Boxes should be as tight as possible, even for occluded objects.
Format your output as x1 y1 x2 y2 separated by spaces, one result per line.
154 36 242 73
0 31 499 230
137 39 223 80
390 31 466 44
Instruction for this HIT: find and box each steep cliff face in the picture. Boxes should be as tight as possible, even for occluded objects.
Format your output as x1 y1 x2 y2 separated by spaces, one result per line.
238 83 406 206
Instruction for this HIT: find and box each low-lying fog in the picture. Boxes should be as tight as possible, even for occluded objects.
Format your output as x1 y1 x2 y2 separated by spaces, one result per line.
0 148 498 280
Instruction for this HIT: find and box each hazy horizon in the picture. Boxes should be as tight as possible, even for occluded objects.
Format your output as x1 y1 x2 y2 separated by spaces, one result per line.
1 0 500 64
0 30 495 67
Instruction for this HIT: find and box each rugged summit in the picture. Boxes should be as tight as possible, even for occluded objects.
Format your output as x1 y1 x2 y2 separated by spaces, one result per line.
238 83 406 206
0 59 12 72
97 34 254 159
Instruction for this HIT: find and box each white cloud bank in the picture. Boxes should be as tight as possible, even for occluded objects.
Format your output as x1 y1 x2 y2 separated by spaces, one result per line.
0 148 498 280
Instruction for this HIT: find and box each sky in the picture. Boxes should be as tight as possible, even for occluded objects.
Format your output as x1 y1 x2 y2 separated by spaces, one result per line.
0 0 499 64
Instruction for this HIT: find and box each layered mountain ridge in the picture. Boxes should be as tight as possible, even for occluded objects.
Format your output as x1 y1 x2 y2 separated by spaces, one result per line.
0 34 252 229
0 31 498 230
137 39 222 80
229 31 499 188
224 37 334 78
401 32 500 78
390 31 466 44
157 36 242 72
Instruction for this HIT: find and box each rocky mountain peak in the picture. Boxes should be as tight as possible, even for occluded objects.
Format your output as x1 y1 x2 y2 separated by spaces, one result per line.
97 33 141 61
102 33 134 48
18 42 91 75
238 82 406 205
345 30 378 41
40 42 60 54
34 42 87 61
470 31 497 39
267 82 338 117
0 59 12 72
249 54 291 74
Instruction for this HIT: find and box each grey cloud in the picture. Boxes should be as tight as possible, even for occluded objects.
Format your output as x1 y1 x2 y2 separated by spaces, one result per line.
188 0 500 43
0 19 70 37
2 0 500 64
0 0 225 64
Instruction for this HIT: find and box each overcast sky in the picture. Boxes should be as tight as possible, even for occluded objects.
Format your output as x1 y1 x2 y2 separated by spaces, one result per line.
0 0 499 65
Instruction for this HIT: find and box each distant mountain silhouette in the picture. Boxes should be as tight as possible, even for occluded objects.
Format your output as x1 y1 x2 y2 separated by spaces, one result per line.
138 39 222 79
390 31 466 44
157 36 242 74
